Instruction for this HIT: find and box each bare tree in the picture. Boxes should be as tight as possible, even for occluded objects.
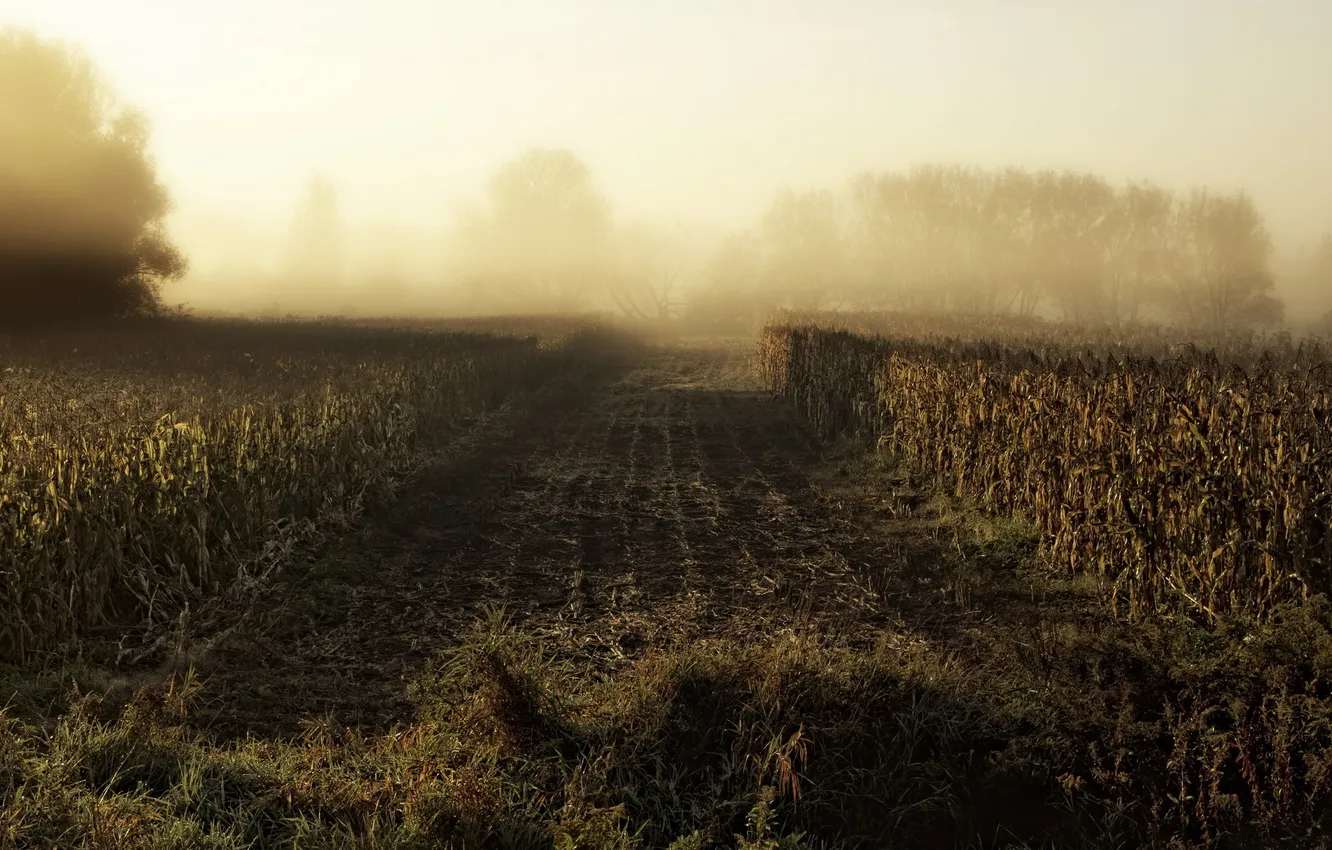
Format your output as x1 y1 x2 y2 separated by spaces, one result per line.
607 222 692 321
481 148 611 310
848 166 1033 314
1171 189 1281 331
689 231 766 324
1027 171 1118 324
759 189 847 310
893 166 963 312
1300 235 1332 334
285 176 347 285
1100 182 1177 327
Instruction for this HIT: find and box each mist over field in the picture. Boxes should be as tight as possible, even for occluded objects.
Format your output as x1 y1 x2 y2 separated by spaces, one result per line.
13 5 1332 846
3 0 1332 327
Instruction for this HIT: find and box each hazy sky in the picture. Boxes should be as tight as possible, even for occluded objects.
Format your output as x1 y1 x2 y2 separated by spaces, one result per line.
7 0 1332 253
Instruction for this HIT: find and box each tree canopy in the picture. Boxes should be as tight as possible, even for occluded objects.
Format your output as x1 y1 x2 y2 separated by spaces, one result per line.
284 176 347 284
0 27 184 327
706 165 1284 331
451 148 612 312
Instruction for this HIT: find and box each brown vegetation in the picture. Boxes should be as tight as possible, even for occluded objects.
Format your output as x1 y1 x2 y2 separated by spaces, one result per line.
0 317 623 663
4 325 1332 848
760 312 1332 620
4 16 1332 849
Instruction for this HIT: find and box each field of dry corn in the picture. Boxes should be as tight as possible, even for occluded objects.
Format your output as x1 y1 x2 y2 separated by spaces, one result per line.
5 316 1332 849
0 317 617 663
759 312 1332 621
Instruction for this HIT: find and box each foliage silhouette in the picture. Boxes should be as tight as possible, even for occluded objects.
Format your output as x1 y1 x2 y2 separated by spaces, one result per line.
707 165 1285 331
284 176 346 285
453 148 612 312
0 27 185 328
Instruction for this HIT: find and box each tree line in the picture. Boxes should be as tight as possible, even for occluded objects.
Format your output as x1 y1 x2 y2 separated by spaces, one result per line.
3 25 1328 331
695 167 1290 332
248 153 1332 333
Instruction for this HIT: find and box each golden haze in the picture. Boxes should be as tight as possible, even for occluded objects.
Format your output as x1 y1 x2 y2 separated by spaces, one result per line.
2 1 1331 324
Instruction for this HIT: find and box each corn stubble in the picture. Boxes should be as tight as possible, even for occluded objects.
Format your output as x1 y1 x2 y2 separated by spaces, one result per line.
760 312 1332 622
0 319 601 663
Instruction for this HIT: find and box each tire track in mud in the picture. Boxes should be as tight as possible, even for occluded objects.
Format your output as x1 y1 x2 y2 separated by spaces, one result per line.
198 343 929 741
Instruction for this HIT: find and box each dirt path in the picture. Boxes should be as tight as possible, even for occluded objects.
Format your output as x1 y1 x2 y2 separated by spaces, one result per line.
195 340 1069 741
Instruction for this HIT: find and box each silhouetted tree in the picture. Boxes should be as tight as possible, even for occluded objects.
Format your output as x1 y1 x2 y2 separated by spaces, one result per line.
1101 182 1177 326
759 189 846 310
753 164 1285 329
0 28 185 327
848 166 1040 314
1170 189 1281 331
284 176 347 285
1304 235 1332 334
1317 235 1332 277
876 167 957 312
607 222 690 321
962 168 1033 315
453 148 611 311
690 231 765 324
1030 171 1118 324
846 173 904 309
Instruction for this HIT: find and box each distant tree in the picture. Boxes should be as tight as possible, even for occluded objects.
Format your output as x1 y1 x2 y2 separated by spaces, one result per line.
848 166 1035 314
1317 234 1332 275
688 231 766 324
1171 190 1282 331
963 168 1030 315
841 165 1285 329
1306 235 1332 334
759 189 847 310
0 27 185 327
847 170 940 311
1315 234 1332 276
874 168 954 312
845 172 903 309
1101 182 1178 327
607 222 692 321
460 148 612 311
284 176 347 285
1027 171 1119 324
914 165 991 312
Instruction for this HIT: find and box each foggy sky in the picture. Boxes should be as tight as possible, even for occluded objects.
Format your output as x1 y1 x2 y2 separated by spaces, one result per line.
7 0 1332 263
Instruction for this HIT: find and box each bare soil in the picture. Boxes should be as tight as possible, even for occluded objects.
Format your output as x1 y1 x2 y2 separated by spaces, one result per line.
193 339 1089 742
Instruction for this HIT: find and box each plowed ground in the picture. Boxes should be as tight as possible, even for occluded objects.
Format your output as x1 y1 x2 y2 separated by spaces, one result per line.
198 340 1061 740
7 337 1323 849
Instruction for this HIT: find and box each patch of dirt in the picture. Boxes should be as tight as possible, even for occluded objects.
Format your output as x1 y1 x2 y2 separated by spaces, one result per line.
192 340 1101 742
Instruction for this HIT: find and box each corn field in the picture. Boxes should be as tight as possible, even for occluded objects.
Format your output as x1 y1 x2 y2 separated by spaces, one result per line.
760 313 1332 620
0 318 613 663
